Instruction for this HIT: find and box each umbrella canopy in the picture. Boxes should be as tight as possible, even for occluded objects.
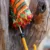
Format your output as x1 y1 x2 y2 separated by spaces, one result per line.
10 0 33 29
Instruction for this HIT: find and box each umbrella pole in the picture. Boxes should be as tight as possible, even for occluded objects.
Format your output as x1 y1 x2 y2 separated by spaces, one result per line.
19 26 28 50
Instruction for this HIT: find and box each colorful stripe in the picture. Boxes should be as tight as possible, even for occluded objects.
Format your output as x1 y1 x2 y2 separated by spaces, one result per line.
13 0 25 14
10 0 15 6
17 2 26 11
15 0 24 9
18 5 28 15
13 0 20 7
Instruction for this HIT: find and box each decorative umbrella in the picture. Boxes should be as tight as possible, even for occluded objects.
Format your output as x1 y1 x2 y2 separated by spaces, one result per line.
9 0 37 50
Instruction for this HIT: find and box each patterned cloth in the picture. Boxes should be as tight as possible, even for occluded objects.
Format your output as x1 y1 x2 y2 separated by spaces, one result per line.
10 0 33 28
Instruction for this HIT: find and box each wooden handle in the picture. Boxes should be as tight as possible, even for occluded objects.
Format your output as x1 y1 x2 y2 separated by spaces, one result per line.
33 44 37 50
21 37 28 50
